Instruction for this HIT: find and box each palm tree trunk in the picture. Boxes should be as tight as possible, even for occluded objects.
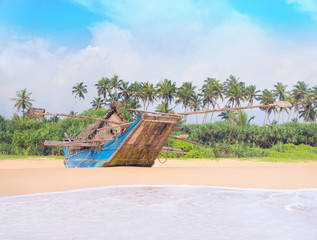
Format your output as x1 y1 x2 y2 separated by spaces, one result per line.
263 109 268 126
70 98 79 112
287 107 292 122
277 108 281 124
296 99 302 120
184 105 188 125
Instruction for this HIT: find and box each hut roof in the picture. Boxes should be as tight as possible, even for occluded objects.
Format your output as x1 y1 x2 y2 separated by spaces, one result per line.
77 102 126 141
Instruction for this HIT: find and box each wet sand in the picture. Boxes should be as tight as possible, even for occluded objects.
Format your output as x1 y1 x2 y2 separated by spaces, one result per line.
1 158 317 196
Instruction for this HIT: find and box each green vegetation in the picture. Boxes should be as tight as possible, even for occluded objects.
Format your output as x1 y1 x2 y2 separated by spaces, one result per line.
182 121 317 148
4 73 317 162
0 108 131 156
1 108 317 161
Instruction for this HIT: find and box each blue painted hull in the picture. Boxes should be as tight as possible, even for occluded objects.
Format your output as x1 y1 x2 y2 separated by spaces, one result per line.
64 116 142 168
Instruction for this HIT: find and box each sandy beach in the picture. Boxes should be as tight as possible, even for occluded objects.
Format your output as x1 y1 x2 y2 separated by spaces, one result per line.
1 158 317 196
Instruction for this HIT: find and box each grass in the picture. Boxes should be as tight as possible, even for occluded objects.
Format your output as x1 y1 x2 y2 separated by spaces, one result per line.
0 155 64 160
1 143 317 163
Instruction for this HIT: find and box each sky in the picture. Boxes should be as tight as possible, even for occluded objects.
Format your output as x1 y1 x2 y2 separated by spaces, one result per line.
1 0 317 122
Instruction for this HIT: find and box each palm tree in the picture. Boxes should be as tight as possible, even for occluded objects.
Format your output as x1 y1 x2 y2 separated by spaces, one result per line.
259 89 276 125
312 86 317 122
118 81 132 108
156 79 177 104
72 82 88 100
200 83 213 123
109 75 123 100
91 97 104 110
299 93 315 122
190 93 201 124
11 88 35 115
71 82 88 111
292 81 309 120
130 81 143 107
156 101 172 113
95 77 110 100
272 82 288 123
218 104 232 122
245 85 260 116
229 110 255 127
176 81 196 124
141 82 156 110
224 75 246 108
286 95 296 122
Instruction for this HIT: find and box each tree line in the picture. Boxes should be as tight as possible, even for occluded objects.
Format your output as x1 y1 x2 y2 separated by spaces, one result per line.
11 74 317 125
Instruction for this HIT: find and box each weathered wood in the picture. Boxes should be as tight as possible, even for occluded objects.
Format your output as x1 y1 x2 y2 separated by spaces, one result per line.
27 108 124 125
161 147 183 152
96 122 133 131
44 140 96 147
26 108 46 118
128 109 180 117
169 135 204 146
44 139 112 147
101 114 181 167
180 101 292 115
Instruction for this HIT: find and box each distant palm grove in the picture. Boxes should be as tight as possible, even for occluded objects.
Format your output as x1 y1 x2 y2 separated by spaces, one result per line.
2 74 317 158
11 74 317 124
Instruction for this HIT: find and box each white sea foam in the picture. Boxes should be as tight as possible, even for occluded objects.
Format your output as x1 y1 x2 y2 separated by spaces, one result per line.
1 186 317 240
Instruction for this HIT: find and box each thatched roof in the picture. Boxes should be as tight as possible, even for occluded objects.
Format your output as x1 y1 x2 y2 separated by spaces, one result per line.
77 102 126 141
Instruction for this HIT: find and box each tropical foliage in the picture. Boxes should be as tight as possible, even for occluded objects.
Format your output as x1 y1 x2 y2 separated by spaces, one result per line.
5 74 317 160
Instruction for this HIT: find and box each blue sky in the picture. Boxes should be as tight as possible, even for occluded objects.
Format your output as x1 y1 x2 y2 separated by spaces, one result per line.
0 0 317 121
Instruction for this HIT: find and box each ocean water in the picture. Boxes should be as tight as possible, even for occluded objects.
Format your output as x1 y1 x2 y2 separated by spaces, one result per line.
0 186 317 240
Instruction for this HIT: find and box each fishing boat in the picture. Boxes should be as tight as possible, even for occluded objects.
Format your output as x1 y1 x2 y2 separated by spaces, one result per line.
30 102 181 167
27 101 291 168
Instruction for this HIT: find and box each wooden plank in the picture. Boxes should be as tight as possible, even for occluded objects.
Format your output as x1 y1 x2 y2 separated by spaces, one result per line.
161 147 183 152
44 140 97 147
169 136 204 146
27 108 124 125
128 109 180 117
96 122 133 131
180 101 291 115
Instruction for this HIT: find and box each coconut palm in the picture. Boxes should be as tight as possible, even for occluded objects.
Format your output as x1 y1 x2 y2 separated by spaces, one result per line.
272 82 288 123
95 77 110 100
292 81 309 120
71 82 88 111
190 93 201 124
118 81 132 108
11 88 35 115
299 92 315 122
200 83 214 123
156 101 172 113
286 95 296 122
156 79 177 104
72 82 88 100
245 85 260 116
176 82 196 124
130 81 143 106
141 82 156 110
91 97 104 110
218 104 232 122
109 75 123 100
229 110 255 127
224 75 246 108
312 86 317 122
259 89 276 125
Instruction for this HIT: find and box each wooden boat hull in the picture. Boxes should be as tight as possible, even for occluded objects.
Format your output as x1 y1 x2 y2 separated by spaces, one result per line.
64 114 180 167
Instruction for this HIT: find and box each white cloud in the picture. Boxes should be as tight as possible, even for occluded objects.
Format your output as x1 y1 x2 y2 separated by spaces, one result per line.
1 0 317 121
286 0 317 20
286 0 317 12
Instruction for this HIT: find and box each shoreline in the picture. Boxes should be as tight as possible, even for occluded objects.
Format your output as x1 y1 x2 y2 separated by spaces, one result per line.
1 158 317 196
